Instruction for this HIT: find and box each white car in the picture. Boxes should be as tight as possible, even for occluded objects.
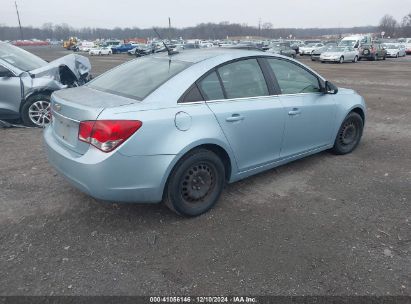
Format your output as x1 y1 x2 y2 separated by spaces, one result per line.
89 47 112 56
383 43 406 58
299 43 324 55
320 46 359 63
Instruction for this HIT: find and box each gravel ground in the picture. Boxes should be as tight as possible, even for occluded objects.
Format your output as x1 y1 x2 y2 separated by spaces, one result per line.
0 46 410 296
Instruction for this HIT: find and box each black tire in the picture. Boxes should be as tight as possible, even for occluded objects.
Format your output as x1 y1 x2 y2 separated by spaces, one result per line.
339 56 344 64
21 93 51 127
331 112 364 155
353 56 358 63
164 149 225 217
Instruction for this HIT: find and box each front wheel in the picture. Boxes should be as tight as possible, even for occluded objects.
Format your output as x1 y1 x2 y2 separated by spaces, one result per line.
353 56 358 63
21 94 51 127
331 112 364 155
165 149 225 217
339 56 344 64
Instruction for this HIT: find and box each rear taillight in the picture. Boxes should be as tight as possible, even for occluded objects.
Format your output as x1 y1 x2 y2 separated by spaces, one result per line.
78 120 142 152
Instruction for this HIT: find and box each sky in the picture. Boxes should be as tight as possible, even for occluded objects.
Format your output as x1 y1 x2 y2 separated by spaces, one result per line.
2 0 411 29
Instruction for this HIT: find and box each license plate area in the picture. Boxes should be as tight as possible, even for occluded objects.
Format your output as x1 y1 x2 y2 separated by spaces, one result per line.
52 113 79 147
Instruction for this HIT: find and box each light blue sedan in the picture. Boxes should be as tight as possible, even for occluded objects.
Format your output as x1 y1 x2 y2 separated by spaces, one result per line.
44 49 366 216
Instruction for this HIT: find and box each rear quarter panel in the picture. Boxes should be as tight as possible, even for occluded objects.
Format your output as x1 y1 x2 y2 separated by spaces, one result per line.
98 102 239 177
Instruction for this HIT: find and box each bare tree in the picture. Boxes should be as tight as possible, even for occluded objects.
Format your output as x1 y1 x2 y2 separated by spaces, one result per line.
379 14 398 37
401 12 411 37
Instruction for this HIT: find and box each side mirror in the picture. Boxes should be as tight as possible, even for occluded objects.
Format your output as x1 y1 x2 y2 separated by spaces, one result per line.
323 81 338 94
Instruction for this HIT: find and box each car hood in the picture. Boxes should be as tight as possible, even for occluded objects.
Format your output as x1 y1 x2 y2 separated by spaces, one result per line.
29 54 91 81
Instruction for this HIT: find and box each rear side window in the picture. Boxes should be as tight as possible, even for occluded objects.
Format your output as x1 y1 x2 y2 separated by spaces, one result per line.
198 71 225 101
180 84 204 103
88 57 191 100
217 59 269 99
267 59 321 94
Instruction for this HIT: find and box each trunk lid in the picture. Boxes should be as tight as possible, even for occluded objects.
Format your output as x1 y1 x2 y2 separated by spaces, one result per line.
50 86 137 154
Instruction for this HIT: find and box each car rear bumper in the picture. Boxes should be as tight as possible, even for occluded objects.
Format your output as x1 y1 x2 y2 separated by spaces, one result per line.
44 126 175 204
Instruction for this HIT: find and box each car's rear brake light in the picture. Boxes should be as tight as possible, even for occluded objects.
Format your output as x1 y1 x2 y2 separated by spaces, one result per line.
78 120 142 152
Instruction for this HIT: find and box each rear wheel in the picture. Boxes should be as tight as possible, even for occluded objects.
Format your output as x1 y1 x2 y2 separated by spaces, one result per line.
21 94 51 127
331 112 364 155
165 149 225 217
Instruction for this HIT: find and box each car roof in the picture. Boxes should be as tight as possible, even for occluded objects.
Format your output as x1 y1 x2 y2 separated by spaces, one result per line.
151 48 267 63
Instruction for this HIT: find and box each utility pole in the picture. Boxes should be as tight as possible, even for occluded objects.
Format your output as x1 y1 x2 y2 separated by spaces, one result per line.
15 1 23 40
258 18 262 38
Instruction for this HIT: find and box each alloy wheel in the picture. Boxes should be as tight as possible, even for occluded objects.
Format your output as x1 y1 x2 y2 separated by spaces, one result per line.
28 100 51 127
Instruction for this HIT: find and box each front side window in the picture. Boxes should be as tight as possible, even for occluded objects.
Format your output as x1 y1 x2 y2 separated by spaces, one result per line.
217 59 268 99
198 71 225 101
0 65 14 77
267 59 321 94
88 57 191 100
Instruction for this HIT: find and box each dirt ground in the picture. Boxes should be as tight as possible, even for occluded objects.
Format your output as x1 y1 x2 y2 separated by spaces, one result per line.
0 46 410 296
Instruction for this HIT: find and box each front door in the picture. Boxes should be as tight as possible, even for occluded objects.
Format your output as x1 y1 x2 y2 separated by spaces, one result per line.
265 58 336 158
0 65 21 118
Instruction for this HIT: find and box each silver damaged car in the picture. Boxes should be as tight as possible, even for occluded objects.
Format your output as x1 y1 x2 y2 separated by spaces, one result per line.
44 49 366 216
0 42 91 127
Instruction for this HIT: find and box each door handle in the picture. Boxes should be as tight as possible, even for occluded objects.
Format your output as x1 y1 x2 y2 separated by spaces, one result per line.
288 108 301 116
226 114 245 122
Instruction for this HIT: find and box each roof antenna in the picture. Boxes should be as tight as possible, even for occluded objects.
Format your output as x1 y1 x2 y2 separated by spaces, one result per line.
153 27 179 56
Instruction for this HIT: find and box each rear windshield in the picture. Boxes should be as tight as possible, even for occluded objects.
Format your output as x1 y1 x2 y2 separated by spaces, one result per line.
88 57 191 100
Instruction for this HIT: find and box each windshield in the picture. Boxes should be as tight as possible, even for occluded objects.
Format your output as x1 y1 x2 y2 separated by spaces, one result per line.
88 57 191 100
386 44 399 48
306 43 317 47
339 40 356 47
0 42 47 71
326 47 346 52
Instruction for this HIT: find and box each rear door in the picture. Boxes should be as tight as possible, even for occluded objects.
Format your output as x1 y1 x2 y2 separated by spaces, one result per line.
201 58 285 172
265 58 336 158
